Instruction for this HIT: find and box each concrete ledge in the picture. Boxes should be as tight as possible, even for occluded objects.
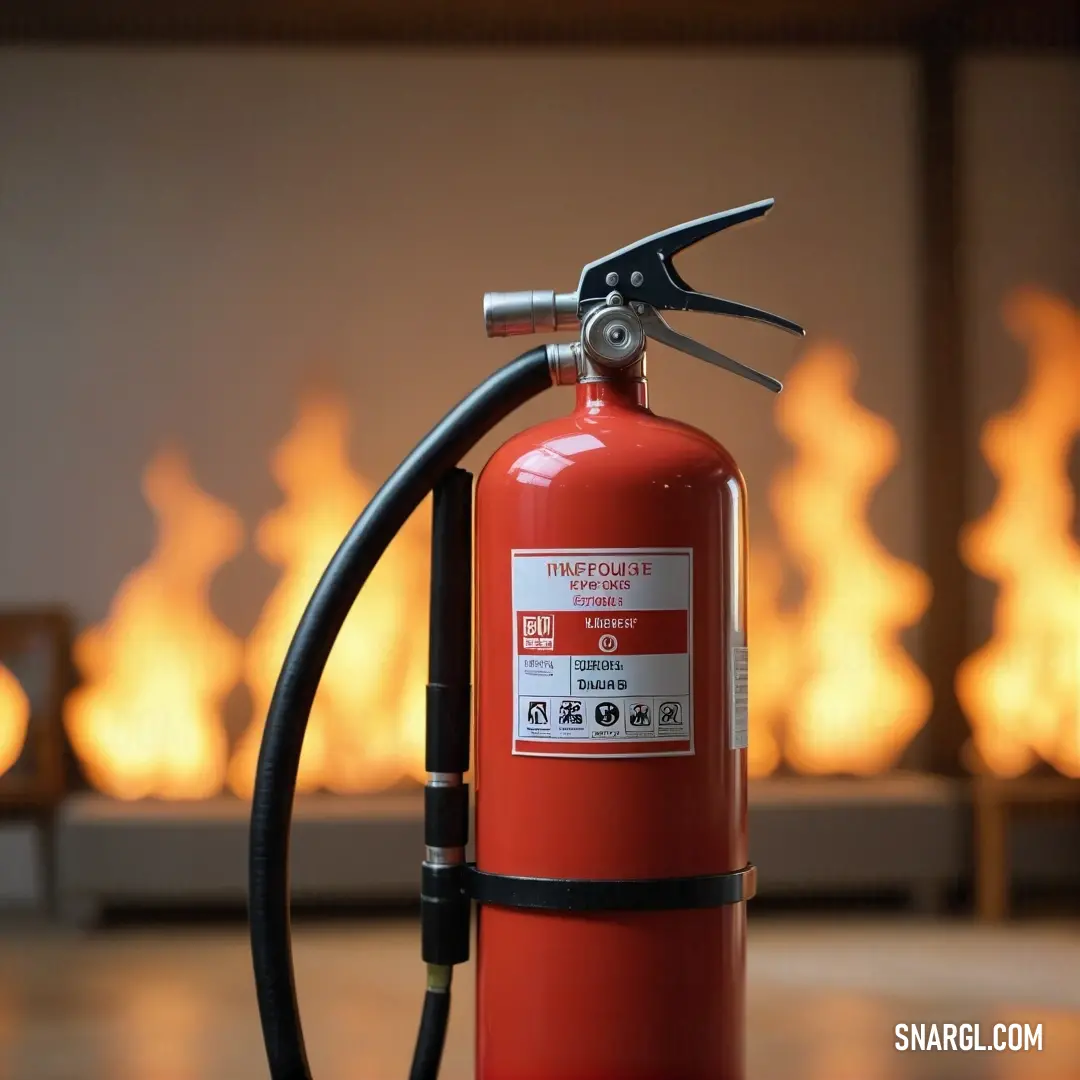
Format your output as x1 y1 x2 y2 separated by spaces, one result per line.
52 773 1074 924
748 773 969 908
54 791 425 925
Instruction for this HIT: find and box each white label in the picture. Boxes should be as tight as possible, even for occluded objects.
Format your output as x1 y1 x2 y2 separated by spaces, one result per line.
731 646 748 750
511 548 693 759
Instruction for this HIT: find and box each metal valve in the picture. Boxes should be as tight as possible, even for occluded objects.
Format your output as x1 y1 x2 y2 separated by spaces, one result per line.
483 291 579 337
581 299 645 369
483 198 805 392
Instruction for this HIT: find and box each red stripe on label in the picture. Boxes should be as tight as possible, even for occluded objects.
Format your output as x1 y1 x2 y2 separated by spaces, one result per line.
515 738 692 756
518 610 687 656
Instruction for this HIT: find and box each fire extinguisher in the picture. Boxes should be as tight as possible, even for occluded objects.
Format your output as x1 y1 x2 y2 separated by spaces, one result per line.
248 199 804 1080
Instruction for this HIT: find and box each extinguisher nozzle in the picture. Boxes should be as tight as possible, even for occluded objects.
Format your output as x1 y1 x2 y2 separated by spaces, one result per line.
483 290 579 337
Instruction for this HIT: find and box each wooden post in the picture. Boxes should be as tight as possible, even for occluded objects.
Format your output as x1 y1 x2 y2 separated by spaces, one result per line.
973 777 1009 921
974 777 1080 921
917 31 972 777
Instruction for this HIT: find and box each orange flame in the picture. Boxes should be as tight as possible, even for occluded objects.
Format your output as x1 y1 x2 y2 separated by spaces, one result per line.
747 548 797 777
0 662 31 779
764 344 933 775
957 288 1080 778
228 396 430 796
63 450 243 799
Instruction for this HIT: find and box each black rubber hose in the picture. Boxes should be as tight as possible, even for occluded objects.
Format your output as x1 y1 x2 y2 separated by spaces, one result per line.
409 977 453 1080
249 347 553 1080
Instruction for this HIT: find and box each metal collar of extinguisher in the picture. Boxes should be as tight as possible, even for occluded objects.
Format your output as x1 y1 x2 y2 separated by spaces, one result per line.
484 196 806 390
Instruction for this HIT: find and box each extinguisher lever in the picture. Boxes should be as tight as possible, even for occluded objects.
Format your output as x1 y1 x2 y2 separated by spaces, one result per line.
482 199 804 392
577 199 771 304
637 305 784 394
576 197 805 336
648 273 804 335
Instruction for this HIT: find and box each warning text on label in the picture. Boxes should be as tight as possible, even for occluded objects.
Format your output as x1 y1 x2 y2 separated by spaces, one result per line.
512 549 694 758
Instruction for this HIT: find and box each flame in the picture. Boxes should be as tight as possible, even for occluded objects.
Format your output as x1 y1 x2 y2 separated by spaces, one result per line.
957 288 1080 778
63 450 243 799
765 344 933 775
228 395 430 796
747 548 797 777
0 662 31 779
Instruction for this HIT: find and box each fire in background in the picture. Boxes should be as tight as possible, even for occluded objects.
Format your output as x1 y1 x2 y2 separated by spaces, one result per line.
0 661 31 779
746 550 797 777
228 395 430 796
957 288 1080 779
63 399 430 800
63 450 244 799
79 319 1080 792
749 344 933 776
62 361 940 795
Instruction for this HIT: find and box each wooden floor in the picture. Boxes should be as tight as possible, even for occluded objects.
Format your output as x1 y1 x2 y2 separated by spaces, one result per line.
1 916 1078 1079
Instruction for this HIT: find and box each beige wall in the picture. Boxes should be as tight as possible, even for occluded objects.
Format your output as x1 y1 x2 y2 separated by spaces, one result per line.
1 48 919 635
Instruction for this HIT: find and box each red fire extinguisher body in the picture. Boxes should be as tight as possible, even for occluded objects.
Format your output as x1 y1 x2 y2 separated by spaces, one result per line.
474 378 750 1080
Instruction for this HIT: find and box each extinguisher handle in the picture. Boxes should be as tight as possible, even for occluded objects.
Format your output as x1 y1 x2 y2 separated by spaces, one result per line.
484 199 805 391
576 197 805 338
637 306 784 394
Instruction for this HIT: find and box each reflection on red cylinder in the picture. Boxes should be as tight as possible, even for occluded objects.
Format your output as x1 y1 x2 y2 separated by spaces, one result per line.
474 375 750 1080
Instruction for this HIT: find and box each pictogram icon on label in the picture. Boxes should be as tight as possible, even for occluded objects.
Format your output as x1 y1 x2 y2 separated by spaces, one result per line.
512 548 693 758
522 614 555 651
658 701 681 725
656 698 690 739
625 701 655 737
519 697 552 737
594 701 620 727
556 699 585 736
559 700 583 723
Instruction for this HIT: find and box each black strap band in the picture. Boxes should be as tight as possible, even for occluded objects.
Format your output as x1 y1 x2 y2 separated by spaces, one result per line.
464 863 756 912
